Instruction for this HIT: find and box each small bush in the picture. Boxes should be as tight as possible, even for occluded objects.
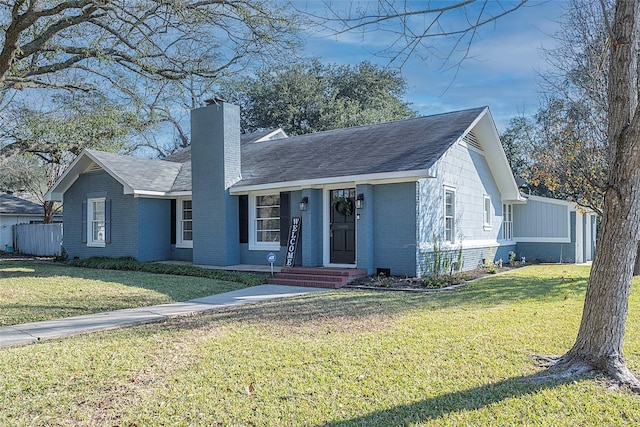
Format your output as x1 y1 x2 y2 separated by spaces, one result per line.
68 257 268 286
53 247 68 263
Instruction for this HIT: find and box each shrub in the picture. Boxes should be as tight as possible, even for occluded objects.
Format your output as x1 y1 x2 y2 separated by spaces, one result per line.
67 257 268 286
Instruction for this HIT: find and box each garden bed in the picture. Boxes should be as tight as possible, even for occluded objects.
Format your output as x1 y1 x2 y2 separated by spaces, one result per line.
346 264 524 291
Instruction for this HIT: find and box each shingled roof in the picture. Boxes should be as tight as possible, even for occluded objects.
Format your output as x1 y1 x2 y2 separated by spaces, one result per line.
162 107 486 190
84 150 183 193
47 106 502 200
237 107 485 187
0 193 44 215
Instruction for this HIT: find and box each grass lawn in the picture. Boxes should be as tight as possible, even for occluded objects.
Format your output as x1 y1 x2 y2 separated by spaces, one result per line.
0 259 259 326
2 264 640 425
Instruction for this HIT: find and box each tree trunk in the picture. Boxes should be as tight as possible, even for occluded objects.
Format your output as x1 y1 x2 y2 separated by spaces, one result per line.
634 242 640 276
43 201 55 224
554 0 640 388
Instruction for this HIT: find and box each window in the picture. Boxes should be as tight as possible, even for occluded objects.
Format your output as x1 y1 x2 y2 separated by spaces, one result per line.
87 197 106 247
483 195 492 229
444 188 455 242
250 193 280 249
503 203 513 240
176 198 193 248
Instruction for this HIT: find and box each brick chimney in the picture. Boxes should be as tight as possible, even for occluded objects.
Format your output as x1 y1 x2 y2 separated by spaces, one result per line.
190 101 241 265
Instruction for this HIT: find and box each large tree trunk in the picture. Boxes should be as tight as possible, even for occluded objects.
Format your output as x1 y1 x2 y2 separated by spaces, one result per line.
553 0 640 388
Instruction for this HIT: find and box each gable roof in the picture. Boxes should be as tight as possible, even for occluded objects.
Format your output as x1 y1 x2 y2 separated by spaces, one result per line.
46 149 184 201
0 193 44 215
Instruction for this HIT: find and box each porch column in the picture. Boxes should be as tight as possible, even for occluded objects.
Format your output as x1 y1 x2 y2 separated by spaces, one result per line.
356 184 374 274
301 188 322 267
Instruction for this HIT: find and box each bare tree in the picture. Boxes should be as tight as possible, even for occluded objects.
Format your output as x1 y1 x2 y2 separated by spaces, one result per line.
310 1 526 69
0 0 302 156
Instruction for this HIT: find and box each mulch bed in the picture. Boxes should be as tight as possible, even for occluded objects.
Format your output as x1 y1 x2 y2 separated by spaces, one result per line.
346 264 523 292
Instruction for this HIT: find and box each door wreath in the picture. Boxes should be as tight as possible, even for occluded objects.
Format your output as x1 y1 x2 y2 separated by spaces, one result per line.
332 195 353 216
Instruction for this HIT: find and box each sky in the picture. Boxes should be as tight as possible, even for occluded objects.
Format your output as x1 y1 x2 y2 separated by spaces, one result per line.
302 0 567 131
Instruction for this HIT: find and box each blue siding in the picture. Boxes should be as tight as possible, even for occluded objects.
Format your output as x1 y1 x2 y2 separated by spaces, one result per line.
516 212 577 263
240 190 302 267
301 189 323 267
356 184 375 274
373 182 417 277
63 171 139 260
171 247 193 262
137 198 172 261
514 199 569 239
416 139 513 275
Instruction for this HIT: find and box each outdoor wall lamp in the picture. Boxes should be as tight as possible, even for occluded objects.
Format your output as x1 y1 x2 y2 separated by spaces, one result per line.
356 193 364 209
299 196 309 211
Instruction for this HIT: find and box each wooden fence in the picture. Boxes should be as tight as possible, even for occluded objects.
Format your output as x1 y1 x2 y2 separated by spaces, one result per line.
14 223 63 256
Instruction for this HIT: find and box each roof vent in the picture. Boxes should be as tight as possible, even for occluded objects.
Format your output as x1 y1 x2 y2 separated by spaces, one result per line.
86 162 102 172
462 131 482 151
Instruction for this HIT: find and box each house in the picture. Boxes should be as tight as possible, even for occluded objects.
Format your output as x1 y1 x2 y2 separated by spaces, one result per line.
45 101 597 277
0 192 60 252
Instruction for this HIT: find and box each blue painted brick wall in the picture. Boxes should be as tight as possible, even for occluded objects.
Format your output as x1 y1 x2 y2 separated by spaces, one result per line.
63 171 139 260
373 182 417 276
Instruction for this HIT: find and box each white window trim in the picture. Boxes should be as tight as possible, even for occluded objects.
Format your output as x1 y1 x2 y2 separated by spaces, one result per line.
176 198 193 249
444 186 456 244
87 197 106 248
483 195 492 230
249 192 281 251
502 203 513 241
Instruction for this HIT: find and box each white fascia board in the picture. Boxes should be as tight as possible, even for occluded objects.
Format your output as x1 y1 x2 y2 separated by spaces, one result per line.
513 237 571 243
45 149 136 200
255 128 288 142
228 169 435 195
44 151 94 201
468 109 525 203
133 190 192 198
524 193 593 211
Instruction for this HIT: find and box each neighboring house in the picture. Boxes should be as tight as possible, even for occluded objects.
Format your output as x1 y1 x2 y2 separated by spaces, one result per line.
0 192 60 251
45 101 597 276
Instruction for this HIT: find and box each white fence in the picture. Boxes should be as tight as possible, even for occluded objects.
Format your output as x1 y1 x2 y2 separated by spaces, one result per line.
14 223 63 256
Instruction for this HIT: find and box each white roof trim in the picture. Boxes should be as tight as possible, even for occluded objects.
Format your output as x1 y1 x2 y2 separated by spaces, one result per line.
254 128 288 142
229 169 436 194
45 149 134 201
462 108 525 203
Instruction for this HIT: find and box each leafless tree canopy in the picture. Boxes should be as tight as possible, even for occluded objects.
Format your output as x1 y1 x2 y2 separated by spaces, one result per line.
307 0 527 68
0 1 300 92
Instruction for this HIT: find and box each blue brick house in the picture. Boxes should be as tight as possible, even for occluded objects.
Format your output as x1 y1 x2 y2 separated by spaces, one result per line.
46 101 597 276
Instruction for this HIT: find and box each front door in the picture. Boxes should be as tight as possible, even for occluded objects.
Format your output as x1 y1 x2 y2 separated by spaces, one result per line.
329 188 356 264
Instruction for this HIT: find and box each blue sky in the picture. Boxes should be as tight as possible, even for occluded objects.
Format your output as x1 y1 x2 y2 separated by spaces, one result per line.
302 1 567 131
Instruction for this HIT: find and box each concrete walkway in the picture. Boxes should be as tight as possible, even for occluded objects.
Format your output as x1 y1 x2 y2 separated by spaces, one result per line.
0 284 327 348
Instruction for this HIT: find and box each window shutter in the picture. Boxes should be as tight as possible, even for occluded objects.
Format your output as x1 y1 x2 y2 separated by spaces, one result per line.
81 201 87 243
170 199 176 245
105 199 112 244
279 192 290 247
239 195 248 244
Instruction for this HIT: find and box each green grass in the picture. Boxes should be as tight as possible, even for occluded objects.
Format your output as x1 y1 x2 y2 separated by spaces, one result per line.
0 259 266 326
68 256 269 286
2 264 640 425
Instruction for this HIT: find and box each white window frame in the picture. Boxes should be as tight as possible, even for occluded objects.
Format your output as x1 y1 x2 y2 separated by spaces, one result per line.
249 192 281 250
444 187 456 243
483 195 492 230
502 203 513 241
176 198 193 248
87 197 106 247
